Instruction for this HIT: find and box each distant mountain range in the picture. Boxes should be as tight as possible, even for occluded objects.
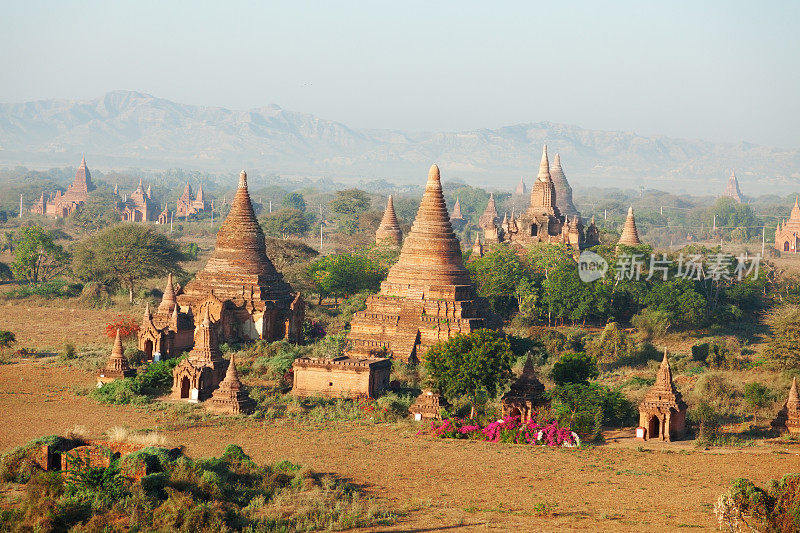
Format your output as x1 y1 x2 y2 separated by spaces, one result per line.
0 90 798 194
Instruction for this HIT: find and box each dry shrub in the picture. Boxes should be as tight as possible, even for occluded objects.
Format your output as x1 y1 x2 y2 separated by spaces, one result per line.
105 426 166 447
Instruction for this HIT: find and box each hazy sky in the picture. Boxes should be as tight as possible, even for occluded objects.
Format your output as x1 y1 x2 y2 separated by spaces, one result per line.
2 0 799 148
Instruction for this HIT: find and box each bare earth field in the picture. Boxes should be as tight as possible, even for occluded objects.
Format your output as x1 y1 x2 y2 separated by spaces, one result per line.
0 302 119 351
2 360 799 532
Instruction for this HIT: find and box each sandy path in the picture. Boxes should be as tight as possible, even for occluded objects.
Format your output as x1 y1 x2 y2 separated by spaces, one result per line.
2 360 798 531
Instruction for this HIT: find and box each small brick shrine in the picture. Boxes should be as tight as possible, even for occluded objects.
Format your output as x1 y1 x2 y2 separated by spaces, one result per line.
637 349 687 442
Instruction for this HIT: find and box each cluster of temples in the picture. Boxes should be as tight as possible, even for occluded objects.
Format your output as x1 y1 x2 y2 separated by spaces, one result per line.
473 146 601 255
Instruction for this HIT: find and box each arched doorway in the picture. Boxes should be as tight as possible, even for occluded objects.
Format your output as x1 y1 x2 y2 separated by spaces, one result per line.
648 416 660 440
508 406 521 418
144 340 153 359
785 241 790 252
180 377 190 399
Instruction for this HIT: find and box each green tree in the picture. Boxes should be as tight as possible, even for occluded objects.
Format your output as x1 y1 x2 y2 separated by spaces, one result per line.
0 261 12 281
282 192 307 212
0 231 13 253
586 322 635 369
764 304 800 369
306 253 383 304
264 237 319 271
262 208 310 239
11 225 71 283
72 223 185 303
743 382 775 423
329 189 371 234
468 244 533 317
550 352 599 386
424 329 515 418
0 330 15 356
70 190 121 232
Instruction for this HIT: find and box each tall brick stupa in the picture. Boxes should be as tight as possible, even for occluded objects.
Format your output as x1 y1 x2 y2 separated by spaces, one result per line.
177 171 304 342
346 164 490 363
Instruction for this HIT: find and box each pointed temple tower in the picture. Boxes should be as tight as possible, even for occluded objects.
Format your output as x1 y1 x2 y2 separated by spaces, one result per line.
138 274 194 360
479 192 499 229
30 156 96 217
172 307 228 402
514 176 527 197
722 171 744 203
774 198 800 253
375 195 403 246
470 233 484 260
513 145 566 244
550 153 580 217
206 354 256 415
637 349 687 442
177 171 304 343
585 216 601 247
501 356 548 421
346 164 490 363
618 206 642 247
772 378 800 434
450 197 464 221
97 329 136 386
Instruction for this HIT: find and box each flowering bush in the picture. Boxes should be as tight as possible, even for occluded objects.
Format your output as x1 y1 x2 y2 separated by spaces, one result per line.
423 415 579 447
105 315 139 339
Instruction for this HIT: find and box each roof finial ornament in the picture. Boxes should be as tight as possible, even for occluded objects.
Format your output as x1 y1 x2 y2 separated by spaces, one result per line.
238 170 247 189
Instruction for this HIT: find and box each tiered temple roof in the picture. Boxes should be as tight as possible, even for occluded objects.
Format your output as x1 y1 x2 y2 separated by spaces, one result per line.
514 176 527 197
171 306 228 401
618 206 642 246
207 354 256 414
529 145 559 215
177 171 304 342
722 171 744 203
550 153 580 217
638 349 687 441
774 198 800 253
478 193 499 229
772 377 800 434
98 329 135 385
346 164 490 362
375 195 403 246
451 197 464 221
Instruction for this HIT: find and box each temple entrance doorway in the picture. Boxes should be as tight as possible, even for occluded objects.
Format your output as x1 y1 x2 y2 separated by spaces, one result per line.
648 416 660 440
785 241 790 252
144 340 153 359
509 406 521 418
180 377 190 399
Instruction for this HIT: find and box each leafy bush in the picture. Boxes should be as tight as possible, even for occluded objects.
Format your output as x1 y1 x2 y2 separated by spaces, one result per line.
716 474 800 532
631 308 671 340
550 352 599 386
0 438 396 532
90 357 182 405
2 279 82 299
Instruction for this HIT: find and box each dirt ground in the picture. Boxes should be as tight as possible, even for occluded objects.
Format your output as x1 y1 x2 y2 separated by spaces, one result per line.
1 360 799 532
0 302 119 351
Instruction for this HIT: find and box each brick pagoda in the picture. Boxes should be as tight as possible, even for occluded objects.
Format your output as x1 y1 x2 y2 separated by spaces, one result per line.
97 329 135 386
501 356 548 421
137 274 195 360
206 354 256 415
177 171 304 343
409 390 450 420
346 164 489 363
30 156 95 218
774 198 800 253
618 206 642 247
637 349 687 442
722 171 744 203
171 307 227 402
479 146 592 250
375 194 402 246
772 377 800 434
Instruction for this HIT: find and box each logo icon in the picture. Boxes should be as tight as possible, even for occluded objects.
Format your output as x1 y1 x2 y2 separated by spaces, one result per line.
578 251 608 282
